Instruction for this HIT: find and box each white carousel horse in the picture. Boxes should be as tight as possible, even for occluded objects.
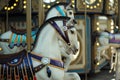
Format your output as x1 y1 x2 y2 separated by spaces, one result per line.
0 17 81 80
109 47 118 73
31 17 80 80
93 30 120 70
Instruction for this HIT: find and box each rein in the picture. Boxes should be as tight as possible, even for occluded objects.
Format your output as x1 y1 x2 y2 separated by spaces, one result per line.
49 20 70 45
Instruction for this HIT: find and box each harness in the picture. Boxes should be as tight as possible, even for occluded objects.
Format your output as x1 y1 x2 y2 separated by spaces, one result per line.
0 50 64 80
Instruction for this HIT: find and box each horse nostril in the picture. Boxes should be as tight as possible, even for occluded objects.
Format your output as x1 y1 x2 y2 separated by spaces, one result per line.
75 49 78 52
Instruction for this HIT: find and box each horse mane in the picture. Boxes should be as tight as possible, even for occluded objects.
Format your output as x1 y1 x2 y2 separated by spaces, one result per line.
32 16 71 50
104 30 110 33
10 25 38 35
44 2 70 21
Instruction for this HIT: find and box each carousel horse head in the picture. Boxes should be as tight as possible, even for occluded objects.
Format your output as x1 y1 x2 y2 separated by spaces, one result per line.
45 2 74 20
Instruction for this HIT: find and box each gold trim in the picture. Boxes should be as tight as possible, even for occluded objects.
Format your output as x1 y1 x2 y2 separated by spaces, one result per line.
9 33 13 43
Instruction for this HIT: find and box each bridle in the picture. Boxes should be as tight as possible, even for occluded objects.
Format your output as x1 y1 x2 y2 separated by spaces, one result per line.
49 18 76 47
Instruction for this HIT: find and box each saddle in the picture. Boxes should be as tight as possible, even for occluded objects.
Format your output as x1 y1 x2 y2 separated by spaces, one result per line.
10 26 27 35
10 25 38 35
0 49 27 66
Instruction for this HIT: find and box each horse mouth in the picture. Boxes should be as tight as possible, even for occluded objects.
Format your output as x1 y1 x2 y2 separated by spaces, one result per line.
70 47 79 55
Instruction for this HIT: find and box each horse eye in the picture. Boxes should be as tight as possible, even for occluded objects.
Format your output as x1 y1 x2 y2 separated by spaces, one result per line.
69 11 73 15
70 30 74 34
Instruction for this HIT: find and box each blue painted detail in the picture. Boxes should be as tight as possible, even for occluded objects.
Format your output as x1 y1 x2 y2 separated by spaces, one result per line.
55 6 66 16
32 35 36 41
16 35 21 47
9 29 38 48
21 35 26 47
31 30 38 36
47 67 51 78
11 33 17 43
9 33 17 48
8 43 14 49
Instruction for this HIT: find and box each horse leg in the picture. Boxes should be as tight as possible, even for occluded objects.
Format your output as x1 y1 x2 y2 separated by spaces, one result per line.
63 54 73 71
64 72 81 80
101 50 110 60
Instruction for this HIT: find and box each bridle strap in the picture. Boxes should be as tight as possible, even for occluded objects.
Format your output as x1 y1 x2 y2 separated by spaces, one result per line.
49 20 70 44
63 20 70 45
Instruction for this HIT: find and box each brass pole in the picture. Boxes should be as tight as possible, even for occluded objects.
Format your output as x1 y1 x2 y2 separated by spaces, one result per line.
84 0 88 80
26 0 32 52
6 0 9 31
38 0 44 27
118 0 120 28
116 0 120 79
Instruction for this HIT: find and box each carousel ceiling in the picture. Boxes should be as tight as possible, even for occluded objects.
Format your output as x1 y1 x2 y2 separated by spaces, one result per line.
0 0 118 15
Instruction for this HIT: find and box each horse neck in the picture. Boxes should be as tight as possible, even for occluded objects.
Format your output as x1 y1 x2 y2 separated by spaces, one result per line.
32 25 62 60
45 6 65 20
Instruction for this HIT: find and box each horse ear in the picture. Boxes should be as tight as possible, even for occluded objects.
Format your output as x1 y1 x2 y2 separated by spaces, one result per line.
66 3 73 10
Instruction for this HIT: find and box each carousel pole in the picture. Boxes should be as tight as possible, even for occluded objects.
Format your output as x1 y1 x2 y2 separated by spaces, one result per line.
6 0 9 31
116 0 120 79
84 0 88 80
38 0 44 27
26 0 32 52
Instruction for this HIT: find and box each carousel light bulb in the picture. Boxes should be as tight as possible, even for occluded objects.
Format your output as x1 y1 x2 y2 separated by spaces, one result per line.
87 5 89 8
47 5 51 8
16 0 18 2
111 47 114 49
13 3 17 6
4 7 7 10
7 7 11 10
43 4 46 7
0 48 2 51
56 1 59 3
97 3 100 6
116 26 119 29
97 62 100 65
111 30 114 33
111 21 114 25
97 27 100 31
96 42 99 46
96 22 99 25
72 5 75 7
90 6 93 9
11 6 14 9
72 0 74 3
23 1 26 4
23 5 26 9
111 26 114 29
99 0 102 2
94 6 97 8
